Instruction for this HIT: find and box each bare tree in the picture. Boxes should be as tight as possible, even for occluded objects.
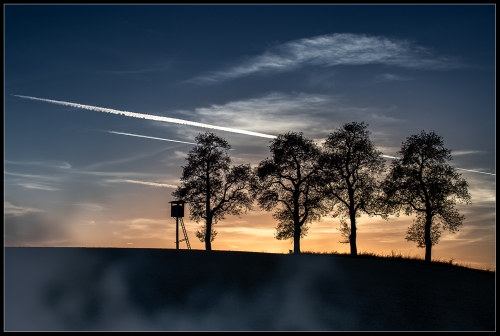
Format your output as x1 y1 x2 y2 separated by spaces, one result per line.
320 122 387 256
252 132 328 254
172 132 254 250
381 130 471 262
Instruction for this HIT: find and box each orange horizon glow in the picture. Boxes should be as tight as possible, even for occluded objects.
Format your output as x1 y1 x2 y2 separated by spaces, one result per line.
5 208 494 272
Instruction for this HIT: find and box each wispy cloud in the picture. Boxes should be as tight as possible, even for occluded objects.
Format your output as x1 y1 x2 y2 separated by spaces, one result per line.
182 92 403 138
103 218 170 240
12 95 276 139
187 33 464 84
68 202 106 212
76 170 168 179
83 146 179 170
186 92 339 136
105 179 178 188
4 201 44 216
5 160 71 169
5 171 63 191
217 227 276 238
452 150 487 156
103 66 171 75
16 182 61 191
4 171 60 181
373 73 414 84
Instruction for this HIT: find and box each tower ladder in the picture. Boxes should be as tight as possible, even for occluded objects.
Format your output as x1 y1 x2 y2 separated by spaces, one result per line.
178 217 191 250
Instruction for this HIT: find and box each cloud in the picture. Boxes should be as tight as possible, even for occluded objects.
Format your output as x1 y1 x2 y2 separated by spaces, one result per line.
103 218 171 240
82 146 179 170
171 151 188 159
4 201 44 217
103 66 171 75
452 150 487 156
76 171 159 178
5 160 71 169
5 171 64 191
187 33 464 84
373 73 414 83
183 92 399 138
105 179 178 188
217 227 276 238
16 182 61 191
4 171 60 181
68 203 106 212
12 95 276 139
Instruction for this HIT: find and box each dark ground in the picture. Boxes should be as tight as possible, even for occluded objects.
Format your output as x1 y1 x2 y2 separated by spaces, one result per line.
4 247 496 331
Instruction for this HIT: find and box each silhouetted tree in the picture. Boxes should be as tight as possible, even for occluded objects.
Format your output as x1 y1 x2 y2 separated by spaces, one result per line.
320 122 387 256
381 130 471 262
252 132 328 254
172 132 255 251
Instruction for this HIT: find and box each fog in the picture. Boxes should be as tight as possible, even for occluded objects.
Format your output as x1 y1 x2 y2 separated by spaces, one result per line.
5 248 494 331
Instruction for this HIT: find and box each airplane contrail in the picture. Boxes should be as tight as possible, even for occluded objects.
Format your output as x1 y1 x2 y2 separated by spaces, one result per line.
381 155 495 175
105 131 197 145
104 130 235 149
12 94 276 139
454 168 495 176
12 94 494 176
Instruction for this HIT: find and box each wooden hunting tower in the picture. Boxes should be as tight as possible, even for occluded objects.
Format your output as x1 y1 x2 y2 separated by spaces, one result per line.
169 200 185 218
169 200 190 249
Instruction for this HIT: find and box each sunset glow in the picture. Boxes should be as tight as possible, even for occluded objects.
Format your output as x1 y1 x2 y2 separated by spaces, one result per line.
5 5 495 271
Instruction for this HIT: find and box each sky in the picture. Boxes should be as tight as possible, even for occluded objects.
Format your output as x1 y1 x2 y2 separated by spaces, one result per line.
4 4 496 270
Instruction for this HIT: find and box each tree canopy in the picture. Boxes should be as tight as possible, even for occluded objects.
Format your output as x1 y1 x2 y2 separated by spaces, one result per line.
320 122 387 256
172 132 254 250
252 132 329 254
381 130 471 262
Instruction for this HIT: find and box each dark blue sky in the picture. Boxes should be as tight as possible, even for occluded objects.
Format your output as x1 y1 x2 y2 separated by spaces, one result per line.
4 4 495 268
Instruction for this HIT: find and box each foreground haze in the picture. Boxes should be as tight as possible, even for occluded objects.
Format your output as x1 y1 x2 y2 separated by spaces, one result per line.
5 247 495 331
4 5 495 270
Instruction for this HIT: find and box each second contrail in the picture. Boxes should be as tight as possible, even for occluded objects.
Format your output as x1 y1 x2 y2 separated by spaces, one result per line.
105 131 197 145
381 155 494 175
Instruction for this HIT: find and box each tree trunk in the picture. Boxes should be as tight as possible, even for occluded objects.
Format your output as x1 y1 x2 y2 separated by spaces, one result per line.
205 168 211 251
293 222 301 254
205 215 212 251
424 213 432 262
293 187 301 254
349 209 357 256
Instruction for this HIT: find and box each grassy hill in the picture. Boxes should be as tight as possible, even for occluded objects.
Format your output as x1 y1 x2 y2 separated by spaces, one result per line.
4 247 495 331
